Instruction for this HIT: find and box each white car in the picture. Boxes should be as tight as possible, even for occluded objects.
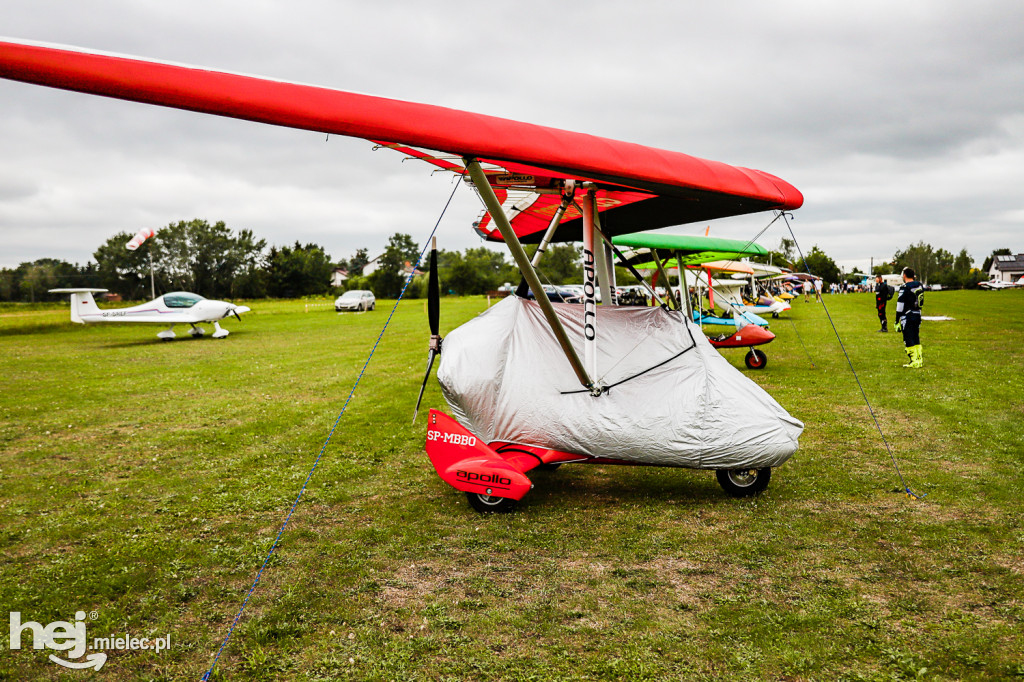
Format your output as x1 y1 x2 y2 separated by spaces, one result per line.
335 289 376 312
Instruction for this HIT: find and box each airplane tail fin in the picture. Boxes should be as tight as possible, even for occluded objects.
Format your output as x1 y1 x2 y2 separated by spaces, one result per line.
48 288 108 324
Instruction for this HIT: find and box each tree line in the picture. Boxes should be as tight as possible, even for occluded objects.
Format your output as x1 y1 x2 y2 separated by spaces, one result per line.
1 219 1005 302
765 239 995 288
0 219 583 302
1 220 331 302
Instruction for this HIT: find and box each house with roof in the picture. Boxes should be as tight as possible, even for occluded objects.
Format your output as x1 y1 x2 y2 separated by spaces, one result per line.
361 255 382 277
360 256 422 278
330 268 348 288
988 253 1024 283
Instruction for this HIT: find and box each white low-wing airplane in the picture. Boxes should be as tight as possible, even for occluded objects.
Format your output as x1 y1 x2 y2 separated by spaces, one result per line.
49 288 250 340
978 277 1024 290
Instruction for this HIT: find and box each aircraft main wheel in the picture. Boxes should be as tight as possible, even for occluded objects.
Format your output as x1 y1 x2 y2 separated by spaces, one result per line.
716 467 771 497
370 302 375 311
466 492 517 514
745 349 768 370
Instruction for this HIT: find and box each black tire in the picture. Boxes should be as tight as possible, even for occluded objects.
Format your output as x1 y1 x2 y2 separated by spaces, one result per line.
369 302 375 311
745 349 768 370
466 492 517 513
772 312 779 319
716 467 771 497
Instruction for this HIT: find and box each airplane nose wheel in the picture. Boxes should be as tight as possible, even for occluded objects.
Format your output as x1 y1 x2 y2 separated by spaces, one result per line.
466 492 517 514
744 349 768 370
716 467 771 497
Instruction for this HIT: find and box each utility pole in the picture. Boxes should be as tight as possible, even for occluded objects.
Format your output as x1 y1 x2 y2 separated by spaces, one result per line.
148 249 155 299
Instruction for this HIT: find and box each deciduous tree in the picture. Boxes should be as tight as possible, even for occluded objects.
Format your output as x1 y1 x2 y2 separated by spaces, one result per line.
266 241 333 298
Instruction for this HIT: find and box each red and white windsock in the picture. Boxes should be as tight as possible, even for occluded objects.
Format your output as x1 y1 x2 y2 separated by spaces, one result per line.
126 227 157 251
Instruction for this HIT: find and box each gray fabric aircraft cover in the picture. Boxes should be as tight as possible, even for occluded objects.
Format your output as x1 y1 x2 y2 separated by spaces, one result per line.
437 297 803 469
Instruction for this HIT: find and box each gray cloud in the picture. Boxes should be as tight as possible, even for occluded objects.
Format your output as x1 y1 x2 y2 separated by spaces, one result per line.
2 1 1022 272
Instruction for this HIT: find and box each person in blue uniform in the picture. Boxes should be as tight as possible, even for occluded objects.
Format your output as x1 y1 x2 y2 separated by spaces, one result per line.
894 267 924 368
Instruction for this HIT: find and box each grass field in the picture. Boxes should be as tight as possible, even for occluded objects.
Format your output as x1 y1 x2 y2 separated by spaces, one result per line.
1 290 1022 681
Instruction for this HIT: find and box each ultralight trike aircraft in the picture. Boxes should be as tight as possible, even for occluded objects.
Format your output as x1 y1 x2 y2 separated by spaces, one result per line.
608 232 777 370
2 38 804 512
48 288 251 340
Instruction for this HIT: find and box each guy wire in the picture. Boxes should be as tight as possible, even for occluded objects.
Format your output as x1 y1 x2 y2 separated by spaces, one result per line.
201 177 460 681
778 211 925 500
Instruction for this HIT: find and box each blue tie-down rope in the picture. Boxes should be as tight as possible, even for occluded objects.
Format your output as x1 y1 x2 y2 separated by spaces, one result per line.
201 178 459 681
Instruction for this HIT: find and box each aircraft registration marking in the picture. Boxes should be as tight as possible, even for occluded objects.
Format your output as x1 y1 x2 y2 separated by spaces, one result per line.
425 429 477 447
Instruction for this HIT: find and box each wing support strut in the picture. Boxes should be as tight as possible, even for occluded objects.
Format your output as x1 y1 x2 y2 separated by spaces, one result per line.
653 253 680 310
515 182 575 298
464 158 600 395
588 189 614 308
581 189 599 379
532 182 574 268
607 243 667 307
675 251 694 320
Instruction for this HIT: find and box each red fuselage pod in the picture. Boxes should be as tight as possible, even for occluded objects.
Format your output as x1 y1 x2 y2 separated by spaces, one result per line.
708 323 775 349
425 410 532 501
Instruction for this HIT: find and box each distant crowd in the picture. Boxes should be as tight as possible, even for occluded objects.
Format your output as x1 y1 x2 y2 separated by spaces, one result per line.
827 282 870 294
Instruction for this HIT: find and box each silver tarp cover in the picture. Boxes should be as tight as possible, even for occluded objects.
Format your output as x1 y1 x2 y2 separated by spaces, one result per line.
437 297 803 469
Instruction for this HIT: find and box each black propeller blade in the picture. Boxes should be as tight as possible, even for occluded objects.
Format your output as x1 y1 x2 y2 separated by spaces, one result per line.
413 238 441 424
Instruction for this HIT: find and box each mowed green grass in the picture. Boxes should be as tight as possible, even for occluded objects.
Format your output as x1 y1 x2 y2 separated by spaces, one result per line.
1 290 1022 681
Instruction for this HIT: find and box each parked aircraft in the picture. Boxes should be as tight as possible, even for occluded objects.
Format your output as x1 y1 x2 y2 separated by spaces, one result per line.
978 277 1023 290
5 39 804 511
49 288 250 340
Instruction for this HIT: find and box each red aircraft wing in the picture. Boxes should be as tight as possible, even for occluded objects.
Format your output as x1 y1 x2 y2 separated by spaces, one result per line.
0 39 803 240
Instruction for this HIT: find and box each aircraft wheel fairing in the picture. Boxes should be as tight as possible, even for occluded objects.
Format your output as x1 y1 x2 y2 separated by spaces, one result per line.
716 467 771 497
466 492 517 513
745 349 768 370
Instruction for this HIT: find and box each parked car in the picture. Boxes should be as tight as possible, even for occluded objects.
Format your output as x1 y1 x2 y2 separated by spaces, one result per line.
335 290 376 312
525 284 582 304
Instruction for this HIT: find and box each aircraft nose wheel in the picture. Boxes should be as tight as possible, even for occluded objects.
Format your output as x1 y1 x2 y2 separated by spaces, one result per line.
716 467 771 497
466 492 517 514
745 349 768 370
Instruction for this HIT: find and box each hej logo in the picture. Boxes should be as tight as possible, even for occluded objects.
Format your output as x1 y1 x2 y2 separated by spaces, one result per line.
9 611 106 670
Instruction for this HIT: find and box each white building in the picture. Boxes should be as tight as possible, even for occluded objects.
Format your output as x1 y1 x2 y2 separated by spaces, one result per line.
361 255 382 277
988 254 1024 283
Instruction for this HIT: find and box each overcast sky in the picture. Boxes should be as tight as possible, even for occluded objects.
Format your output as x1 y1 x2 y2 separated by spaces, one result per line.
2 1 1022 273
